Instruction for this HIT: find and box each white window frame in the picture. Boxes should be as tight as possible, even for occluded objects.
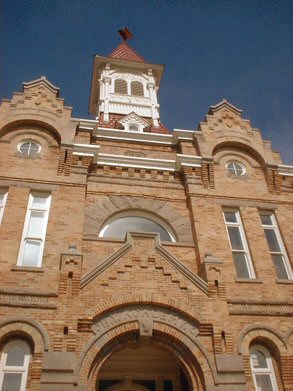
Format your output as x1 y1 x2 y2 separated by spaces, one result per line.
99 210 177 242
17 140 41 156
250 345 278 391
260 211 293 280
0 340 31 391
0 190 8 225
226 161 246 176
17 192 51 267
223 209 256 278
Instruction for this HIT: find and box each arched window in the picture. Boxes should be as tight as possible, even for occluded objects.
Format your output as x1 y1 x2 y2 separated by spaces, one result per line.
0 340 31 391
128 123 140 131
131 81 144 96
115 79 128 95
99 211 176 242
250 345 278 391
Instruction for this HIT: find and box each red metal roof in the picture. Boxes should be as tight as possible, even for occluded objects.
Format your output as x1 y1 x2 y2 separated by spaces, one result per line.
109 42 145 63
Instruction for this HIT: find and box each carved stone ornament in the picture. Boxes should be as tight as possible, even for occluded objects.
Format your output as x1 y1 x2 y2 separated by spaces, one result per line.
92 305 199 340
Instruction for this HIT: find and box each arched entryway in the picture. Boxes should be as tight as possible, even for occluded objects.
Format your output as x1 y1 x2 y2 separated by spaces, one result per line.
97 345 190 391
75 304 217 390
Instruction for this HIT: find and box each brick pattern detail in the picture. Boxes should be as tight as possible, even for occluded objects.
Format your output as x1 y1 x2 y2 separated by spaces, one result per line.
30 352 43 380
266 167 282 194
57 147 66 174
281 356 293 388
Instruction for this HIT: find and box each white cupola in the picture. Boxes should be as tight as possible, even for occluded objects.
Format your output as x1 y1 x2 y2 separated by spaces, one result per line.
89 31 164 129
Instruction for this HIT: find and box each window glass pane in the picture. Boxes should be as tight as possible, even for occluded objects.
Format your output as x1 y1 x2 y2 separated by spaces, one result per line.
233 253 250 278
6 346 25 366
0 193 4 206
102 217 172 241
2 373 22 391
228 226 244 250
224 212 237 223
31 196 47 209
260 214 273 226
27 211 45 237
251 350 268 368
272 254 288 279
264 229 281 252
255 374 274 391
22 240 41 266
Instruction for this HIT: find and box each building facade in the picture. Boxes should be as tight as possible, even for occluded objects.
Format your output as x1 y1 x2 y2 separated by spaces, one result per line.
0 39 292 391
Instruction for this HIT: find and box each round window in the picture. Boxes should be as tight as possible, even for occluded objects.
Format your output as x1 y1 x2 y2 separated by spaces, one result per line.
18 140 41 156
226 161 246 176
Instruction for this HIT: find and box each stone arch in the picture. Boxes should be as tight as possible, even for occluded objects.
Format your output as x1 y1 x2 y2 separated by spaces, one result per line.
84 195 193 242
93 294 196 324
212 140 267 169
74 304 217 390
0 317 50 353
237 324 287 355
0 119 61 145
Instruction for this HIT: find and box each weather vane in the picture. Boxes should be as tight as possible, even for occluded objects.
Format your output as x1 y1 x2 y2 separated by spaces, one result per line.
118 27 133 41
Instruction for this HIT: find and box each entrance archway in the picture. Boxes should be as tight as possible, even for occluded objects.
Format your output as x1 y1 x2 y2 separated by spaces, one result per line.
75 304 217 390
97 345 189 391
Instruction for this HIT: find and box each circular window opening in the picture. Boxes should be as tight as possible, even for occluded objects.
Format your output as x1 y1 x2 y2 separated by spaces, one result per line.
18 140 41 156
226 161 246 176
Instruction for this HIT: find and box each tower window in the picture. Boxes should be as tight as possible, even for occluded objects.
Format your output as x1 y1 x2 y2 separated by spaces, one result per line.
259 211 292 280
0 340 31 391
131 81 144 96
0 190 8 225
17 192 51 267
18 140 41 156
128 123 139 131
223 209 255 278
226 161 246 176
114 79 128 94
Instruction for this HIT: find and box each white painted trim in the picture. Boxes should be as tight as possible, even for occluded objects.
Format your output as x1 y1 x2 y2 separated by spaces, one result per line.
17 193 51 268
72 143 202 171
250 345 279 391
0 340 31 391
277 164 293 177
223 209 256 279
260 211 293 280
0 190 8 225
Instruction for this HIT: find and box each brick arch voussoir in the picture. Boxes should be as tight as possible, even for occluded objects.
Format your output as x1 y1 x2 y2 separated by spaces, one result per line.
0 118 61 145
237 324 287 355
85 195 192 242
75 310 216 388
212 140 266 169
0 317 50 353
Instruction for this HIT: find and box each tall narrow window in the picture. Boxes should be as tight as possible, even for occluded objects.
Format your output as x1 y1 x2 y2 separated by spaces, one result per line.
17 193 51 267
0 190 8 225
260 212 292 280
223 209 255 278
250 345 278 391
0 340 30 391
114 79 128 94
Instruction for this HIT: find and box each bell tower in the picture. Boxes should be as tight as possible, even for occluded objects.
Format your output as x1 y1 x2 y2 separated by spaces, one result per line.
89 28 167 133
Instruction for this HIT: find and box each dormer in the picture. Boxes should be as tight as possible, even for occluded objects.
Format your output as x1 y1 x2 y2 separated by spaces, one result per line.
117 112 150 132
89 37 164 129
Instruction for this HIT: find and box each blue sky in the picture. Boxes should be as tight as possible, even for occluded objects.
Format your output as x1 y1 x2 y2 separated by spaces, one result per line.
1 0 292 163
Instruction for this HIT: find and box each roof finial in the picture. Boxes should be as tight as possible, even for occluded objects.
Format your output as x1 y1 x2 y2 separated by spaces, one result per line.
118 27 133 42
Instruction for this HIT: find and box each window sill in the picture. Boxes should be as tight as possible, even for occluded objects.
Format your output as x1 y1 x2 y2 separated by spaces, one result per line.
276 278 293 284
235 278 263 283
11 266 44 273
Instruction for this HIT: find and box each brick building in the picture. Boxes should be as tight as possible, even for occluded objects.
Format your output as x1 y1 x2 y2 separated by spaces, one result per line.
0 36 292 391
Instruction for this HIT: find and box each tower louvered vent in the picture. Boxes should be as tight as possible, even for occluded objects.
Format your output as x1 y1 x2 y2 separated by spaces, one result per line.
131 81 144 96
115 79 127 94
